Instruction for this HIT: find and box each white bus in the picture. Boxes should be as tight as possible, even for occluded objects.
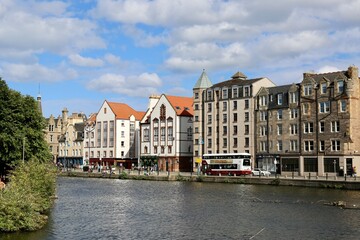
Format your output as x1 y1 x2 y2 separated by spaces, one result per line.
201 153 252 176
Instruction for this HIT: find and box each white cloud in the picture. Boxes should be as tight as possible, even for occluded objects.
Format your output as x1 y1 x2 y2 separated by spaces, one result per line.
0 2 105 57
87 72 162 97
1 63 77 82
68 54 104 67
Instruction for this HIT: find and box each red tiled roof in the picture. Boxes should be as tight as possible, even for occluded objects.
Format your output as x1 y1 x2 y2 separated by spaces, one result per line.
165 95 193 116
107 101 145 120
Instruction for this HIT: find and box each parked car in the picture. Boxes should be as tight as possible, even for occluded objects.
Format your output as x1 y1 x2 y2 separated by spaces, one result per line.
252 168 271 177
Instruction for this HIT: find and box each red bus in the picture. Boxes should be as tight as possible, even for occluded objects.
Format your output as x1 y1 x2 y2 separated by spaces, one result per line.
201 153 252 176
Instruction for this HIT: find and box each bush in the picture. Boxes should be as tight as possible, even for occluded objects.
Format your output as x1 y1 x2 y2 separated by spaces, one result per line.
0 159 57 232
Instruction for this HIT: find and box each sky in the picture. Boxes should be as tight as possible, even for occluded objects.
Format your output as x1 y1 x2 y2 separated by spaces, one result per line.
1 0 360 118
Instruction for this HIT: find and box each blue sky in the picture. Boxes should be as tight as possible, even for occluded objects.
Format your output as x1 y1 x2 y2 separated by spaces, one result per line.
1 0 360 118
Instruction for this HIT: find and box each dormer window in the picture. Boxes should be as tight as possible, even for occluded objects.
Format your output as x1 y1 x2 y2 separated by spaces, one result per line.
277 94 283 105
222 89 228 99
337 80 344 93
303 85 313 96
321 83 327 94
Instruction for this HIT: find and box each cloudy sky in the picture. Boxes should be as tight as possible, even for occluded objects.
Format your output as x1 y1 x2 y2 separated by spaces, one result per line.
1 0 360 117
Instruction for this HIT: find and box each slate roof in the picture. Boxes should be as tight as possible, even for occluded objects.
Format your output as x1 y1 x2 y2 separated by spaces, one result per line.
193 70 213 89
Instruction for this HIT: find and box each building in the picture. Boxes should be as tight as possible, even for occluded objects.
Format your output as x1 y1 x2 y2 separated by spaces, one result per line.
88 100 145 169
57 108 87 168
140 94 193 172
193 70 275 167
255 66 360 176
255 84 300 172
45 114 62 163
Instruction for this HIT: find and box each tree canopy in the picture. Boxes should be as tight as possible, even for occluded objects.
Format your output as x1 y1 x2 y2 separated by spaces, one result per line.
0 78 52 179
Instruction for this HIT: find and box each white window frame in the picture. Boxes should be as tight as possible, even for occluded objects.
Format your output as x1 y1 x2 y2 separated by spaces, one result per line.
331 140 341 151
331 121 340 132
304 140 314 152
319 101 330 113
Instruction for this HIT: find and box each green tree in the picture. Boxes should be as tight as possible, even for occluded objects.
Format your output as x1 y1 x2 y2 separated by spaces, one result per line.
0 78 51 178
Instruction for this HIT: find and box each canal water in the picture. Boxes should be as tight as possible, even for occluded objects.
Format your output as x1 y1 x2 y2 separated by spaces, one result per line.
2 177 360 240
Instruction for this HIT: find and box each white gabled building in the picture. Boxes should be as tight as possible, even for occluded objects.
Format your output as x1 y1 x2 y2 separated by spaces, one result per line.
140 94 194 172
89 100 145 169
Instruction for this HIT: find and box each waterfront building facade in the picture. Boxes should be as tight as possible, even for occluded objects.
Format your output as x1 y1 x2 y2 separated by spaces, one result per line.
255 66 360 176
140 94 193 172
89 100 144 169
193 71 275 168
57 108 86 168
45 114 62 163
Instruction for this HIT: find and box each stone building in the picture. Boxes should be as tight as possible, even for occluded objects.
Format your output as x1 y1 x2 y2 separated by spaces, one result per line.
255 66 360 176
193 70 275 167
57 108 86 168
45 114 62 163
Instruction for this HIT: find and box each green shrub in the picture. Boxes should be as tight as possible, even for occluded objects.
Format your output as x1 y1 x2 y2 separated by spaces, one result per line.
0 158 56 232
118 171 128 179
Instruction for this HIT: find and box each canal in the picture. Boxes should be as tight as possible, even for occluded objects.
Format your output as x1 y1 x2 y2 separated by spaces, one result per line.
2 177 360 240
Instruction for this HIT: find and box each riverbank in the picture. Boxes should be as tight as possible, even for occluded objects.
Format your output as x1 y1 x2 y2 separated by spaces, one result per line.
58 170 360 190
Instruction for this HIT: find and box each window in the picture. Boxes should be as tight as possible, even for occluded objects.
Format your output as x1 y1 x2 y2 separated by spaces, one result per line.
340 100 346 112
194 92 199 99
331 121 340 132
290 109 298 119
319 140 325 152
277 94 283 105
303 85 313 96
277 140 283 151
303 103 310 115
154 128 159 142
207 139 212 148
223 102 227 111
121 141 124 147
223 126 227 135
304 140 314 152
277 124 282 135
290 140 298 151
223 114 227 123
160 127 166 141
222 89 228 99
260 111 267 121
233 101 237 110
223 138 227 147
233 137 238 147
187 127 193 140
207 90 212 101
194 104 199 110
259 96 267 106
245 137 249 147
319 102 330 113
244 87 250 97
337 81 344 93
259 126 267 136
233 125 237 135
233 113 238 122
207 103 212 112
207 115 212 124
319 121 325 133
121 131 125 138
194 116 199 122
207 127 212 136
304 122 314 133
331 140 341 151
277 110 283 120
154 147 157 154
289 92 298 104
321 83 327 94
233 88 238 98
143 129 149 141
244 112 249 122
245 125 249 135
290 124 298 135
260 141 267 151
244 99 249 109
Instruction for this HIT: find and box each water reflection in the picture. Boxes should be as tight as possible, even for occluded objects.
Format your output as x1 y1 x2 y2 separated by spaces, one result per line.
2 177 360 240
